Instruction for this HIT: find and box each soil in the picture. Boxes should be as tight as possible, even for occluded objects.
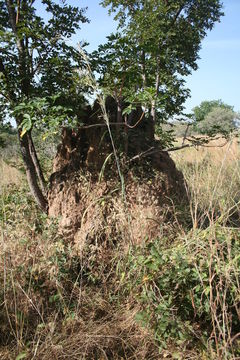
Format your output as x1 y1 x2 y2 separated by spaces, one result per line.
48 101 187 248
49 152 186 249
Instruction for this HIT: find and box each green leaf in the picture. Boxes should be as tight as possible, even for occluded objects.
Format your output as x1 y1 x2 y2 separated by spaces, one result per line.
16 353 27 360
99 153 113 181
20 114 32 137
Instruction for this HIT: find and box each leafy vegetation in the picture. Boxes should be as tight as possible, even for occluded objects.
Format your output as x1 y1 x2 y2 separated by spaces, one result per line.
0 0 88 210
196 107 237 136
122 226 240 358
193 100 238 136
193 100 234 124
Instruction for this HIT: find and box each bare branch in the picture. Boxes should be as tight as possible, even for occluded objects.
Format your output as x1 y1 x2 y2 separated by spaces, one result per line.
77 117 146 130
127 136 233 163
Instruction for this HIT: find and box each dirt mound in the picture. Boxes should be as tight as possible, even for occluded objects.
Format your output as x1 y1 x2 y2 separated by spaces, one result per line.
48 99 187 246
48 148 187 249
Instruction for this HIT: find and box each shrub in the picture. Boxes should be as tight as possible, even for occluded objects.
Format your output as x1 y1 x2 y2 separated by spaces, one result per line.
121 225 240 358
196 107 237 136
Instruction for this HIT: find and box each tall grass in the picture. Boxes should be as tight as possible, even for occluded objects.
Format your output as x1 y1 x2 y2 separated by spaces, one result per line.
173 137 240 228
0 137 239 359
0 159 23 188
0 181 158 359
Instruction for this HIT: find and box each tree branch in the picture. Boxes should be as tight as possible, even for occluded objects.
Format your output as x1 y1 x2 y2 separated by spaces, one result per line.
5 0 24 54
77 117 146 130
5 0 17 33
182 123 191 146
127 137 232 163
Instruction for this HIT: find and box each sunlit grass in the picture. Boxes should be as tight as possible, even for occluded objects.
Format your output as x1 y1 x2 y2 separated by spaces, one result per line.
0 137 240 359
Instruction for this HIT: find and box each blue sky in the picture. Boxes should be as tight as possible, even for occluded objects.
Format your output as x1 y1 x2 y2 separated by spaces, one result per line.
70 0 239 113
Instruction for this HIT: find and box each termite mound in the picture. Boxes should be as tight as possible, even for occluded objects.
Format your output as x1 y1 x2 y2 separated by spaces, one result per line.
48 98 187 250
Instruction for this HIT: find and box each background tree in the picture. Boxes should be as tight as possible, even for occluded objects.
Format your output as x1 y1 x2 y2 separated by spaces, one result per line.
193 99 234 123
196 107 237 136
0 0 88 211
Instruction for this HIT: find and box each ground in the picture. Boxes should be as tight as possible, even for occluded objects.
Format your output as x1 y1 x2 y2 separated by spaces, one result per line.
0 136 239 359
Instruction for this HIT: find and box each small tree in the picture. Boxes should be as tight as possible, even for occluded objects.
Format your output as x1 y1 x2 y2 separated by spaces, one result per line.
193 99 234 124
1 0 224 211
0 0 88 211
196 107 237 136
95 0 223 143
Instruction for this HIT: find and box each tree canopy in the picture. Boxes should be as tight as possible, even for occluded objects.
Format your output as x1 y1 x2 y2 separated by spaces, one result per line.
0 0 88 119
196 106 237 136
193 99 234 123
192 100 238 136
0 0 88 210
96 0 223 127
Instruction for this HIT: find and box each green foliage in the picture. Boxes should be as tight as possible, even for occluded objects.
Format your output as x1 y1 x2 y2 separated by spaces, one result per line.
31 128 59 174
0 0 90 208
1 0 225 170
0 183 37 223
0 122 16 148
13 94 78 139
121 227 240 355
0 0 88 125
15 353 27 360
196 107 237 136
193 100 234 124
155 125 175 148
96 0 223 125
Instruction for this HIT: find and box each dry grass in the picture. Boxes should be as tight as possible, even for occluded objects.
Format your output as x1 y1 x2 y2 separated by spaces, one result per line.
0 159 23 188
174 136 239 165
33 305 157 360
0 183 159 359
0 136 240 359
172 136 240 228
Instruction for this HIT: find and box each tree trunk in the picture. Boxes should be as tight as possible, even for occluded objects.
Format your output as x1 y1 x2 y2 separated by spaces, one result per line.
28 134 47 194
18 131 48 212
141 50 146 88
148 111 155 144
5 0 48 211
149 57 160 143
117 101 122 124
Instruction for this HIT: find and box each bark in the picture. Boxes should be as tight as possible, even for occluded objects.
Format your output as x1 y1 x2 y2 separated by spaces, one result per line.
5 0 30 95
141 50 146 88
149 56 161 143
150 97 157 142
28 134 47 194
124 115 129 155
117 100 122 124
148 112 155 144
5 0 47 211
18 131 48 212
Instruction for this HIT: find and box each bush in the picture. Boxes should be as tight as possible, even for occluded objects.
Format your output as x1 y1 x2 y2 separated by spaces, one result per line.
121 225 240 358
196 107 237 136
